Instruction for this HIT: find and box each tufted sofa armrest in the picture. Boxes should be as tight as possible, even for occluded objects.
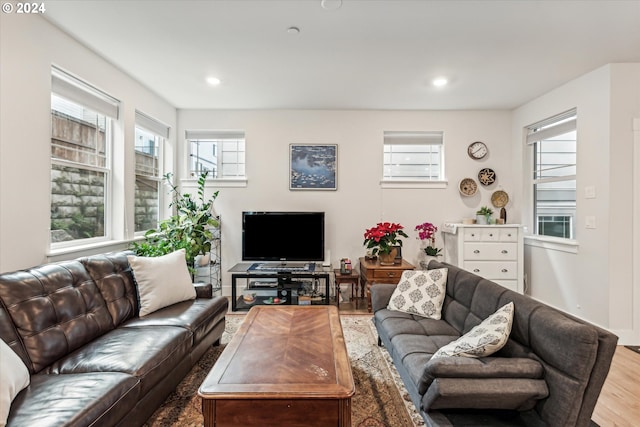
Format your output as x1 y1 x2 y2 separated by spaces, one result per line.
193 282 213 298
370 283 396 312
423 377 549 412
423 352 549 412
423 356 545 382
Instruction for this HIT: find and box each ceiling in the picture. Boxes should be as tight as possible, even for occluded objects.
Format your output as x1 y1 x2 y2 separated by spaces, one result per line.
44 0 640 110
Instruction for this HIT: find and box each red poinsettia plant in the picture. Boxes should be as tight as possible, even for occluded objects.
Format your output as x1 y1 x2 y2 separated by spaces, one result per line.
363 222 408 256
415 221 442 257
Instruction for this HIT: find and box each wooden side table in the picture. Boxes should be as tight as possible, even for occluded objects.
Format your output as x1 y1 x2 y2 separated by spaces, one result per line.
333 269 360 308
359 257 415 312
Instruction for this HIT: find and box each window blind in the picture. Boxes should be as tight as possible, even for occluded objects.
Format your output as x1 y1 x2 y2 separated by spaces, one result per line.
526 109 577 144
51 66 119 119
135 110 170 139
185 130 244 140
383 131 443 145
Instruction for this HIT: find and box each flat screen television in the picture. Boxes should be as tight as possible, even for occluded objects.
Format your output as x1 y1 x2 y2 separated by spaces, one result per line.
242 211 325 263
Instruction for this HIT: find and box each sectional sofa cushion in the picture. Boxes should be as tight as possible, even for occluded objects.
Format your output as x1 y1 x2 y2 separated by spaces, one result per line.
387 269 448 319
127 249 196 316
432 302 514 359
0 261 115 373
0 339 30 427
6 372 139 427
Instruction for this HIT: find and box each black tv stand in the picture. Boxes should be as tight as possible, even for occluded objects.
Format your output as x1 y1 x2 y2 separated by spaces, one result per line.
229 262 331 311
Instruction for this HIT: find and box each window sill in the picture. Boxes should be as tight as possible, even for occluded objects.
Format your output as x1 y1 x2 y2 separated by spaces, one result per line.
48 238 135 261
524 235 579 254
181 177 247 188
380 180 448 189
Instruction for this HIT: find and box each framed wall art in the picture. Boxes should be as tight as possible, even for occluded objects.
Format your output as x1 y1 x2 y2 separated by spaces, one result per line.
289 144 337 190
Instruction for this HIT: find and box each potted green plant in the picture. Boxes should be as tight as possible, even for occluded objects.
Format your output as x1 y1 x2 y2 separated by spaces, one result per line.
131 171 219 273
363 222 408 265
476 206 494 225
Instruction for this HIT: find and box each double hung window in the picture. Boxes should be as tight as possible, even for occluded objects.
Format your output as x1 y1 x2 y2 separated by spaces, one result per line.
383 131 444 181
50 67 119 246
527 109 577 239
134 111 168 232
185 130 245 179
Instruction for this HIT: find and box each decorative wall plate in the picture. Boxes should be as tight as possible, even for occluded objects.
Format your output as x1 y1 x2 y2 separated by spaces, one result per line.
459 178 478 196
491 190 509 208
478 168 496 186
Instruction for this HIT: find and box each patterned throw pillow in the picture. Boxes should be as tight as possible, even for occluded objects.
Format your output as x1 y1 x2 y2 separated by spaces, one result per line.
387 268 448 319
431 302 514 359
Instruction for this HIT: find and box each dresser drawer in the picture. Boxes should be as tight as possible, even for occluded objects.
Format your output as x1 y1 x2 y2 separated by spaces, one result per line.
492 280 519 292
498 228 518 242
463 228 483 241
463 261 518 280
463 242 518 260
372 269 405 281
464 227 518 242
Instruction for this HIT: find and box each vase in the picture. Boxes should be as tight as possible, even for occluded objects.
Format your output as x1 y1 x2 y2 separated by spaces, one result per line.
476 214 488 225
419 256 438 270
379 247 397 265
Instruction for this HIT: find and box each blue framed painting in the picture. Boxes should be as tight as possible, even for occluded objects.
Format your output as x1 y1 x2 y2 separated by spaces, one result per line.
289 144 337 190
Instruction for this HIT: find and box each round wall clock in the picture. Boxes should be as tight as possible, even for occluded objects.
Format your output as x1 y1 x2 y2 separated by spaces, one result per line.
467 141 488 160
478 168 496 186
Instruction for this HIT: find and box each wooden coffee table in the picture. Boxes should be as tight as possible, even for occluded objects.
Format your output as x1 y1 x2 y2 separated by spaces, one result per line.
198 305 355 427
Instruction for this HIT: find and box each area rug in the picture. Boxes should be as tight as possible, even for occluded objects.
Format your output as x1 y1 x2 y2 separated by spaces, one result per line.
143 314 425 427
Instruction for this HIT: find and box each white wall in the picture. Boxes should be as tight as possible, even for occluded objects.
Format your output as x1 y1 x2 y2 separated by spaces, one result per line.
0 15 177 272
4 13 635 342
512 64 640 343
177 109 514 292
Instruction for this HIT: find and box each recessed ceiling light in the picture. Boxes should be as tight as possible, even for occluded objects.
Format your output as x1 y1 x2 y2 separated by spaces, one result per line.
321 0 342 10
206 76 221 86
287 26 301 35
432 77 448 87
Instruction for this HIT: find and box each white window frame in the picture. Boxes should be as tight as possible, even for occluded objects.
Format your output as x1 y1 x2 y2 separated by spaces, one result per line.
185 130 247 187
134 110 169 234
50 67 119 249
526 108 577 242
381 131 446 189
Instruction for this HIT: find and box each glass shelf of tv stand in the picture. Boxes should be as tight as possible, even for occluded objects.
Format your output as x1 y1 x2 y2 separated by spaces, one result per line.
229 263 332 312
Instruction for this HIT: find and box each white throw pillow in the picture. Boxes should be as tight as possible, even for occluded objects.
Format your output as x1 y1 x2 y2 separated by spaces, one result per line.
387 268 448 319
432 302 514 359
1 339 30 427
128 249 196 317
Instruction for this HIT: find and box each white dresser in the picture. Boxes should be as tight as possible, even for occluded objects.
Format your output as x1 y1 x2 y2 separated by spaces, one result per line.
441 223 524 294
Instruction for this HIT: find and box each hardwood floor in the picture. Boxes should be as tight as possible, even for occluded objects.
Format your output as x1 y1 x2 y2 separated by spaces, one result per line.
592 346 640 426
339 297 640 426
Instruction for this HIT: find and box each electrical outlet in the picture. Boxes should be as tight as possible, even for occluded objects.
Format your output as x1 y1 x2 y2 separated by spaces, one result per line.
585 216 596 229
584 185 596 199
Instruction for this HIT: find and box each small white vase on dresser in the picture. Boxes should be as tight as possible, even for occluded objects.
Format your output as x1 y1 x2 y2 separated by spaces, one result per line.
419 255 440 270
441 222 524 294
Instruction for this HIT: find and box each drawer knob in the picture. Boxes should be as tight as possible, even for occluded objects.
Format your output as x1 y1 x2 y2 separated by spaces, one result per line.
473 269 480 273
501 250 508 254
471 233 476 237
489 233 494 237
474 249 480 254
501 269 508 273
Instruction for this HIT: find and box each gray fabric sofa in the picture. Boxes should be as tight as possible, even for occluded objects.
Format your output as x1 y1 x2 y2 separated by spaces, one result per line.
371 260 617 427
0 251 228 427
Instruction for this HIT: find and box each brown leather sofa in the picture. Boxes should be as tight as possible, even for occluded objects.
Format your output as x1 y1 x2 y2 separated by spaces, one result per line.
0 251 228 427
